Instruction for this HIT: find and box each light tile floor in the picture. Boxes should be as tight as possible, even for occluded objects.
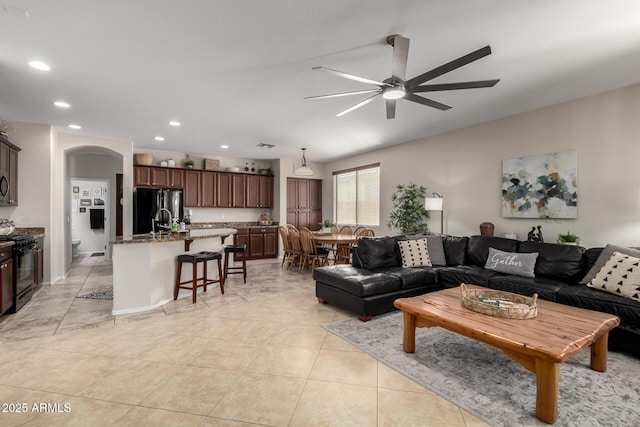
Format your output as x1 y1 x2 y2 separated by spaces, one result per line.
0 255 489 426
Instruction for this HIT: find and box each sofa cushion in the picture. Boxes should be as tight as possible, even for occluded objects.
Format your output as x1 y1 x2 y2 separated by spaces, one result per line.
312 265 401 297
397 238 432 268
484 247 538 278
354 236 401 270
442 235 468 266
383 266 439 290
488 275 569 302
518 241 585 282
587 252 640 302
466 235 520 267
556 284 640 326
579 244 640 285
438 265 500 287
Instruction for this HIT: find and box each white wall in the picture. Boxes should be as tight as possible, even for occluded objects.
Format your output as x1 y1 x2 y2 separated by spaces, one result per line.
322 84 640 248
53 133 132 281
0 121 53 283
71 179 108 254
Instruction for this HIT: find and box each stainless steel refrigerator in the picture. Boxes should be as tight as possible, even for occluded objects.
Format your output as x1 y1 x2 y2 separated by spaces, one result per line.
133 188 184 234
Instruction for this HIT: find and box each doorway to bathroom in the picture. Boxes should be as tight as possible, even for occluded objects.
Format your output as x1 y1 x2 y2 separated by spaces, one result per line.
71 178 110 259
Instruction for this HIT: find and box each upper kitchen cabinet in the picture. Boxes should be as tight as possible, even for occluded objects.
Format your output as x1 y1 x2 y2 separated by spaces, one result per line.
246 175 273 208
134 166 182 189
183 170 217 207
217 172 246 208
0 135 20 206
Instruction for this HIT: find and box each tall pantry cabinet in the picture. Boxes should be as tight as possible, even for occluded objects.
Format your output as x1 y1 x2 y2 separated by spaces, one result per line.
286 178 322 231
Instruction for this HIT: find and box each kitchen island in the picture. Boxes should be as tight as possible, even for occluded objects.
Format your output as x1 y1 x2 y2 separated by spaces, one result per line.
110 228 235 315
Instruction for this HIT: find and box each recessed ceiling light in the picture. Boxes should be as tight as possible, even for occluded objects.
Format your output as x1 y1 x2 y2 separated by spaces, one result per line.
54 101 70 108
154 136 165 141
221 145 229 149
29 60 50 71
68 124 81 129
169 121 181 127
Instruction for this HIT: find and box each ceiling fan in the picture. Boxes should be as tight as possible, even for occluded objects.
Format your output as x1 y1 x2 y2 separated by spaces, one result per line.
305 35 499 119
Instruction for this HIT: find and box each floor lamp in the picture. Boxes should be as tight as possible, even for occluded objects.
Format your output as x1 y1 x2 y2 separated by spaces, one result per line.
424 193 444 234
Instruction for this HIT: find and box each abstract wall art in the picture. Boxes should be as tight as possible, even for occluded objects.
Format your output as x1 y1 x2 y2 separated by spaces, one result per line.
502 151 577 218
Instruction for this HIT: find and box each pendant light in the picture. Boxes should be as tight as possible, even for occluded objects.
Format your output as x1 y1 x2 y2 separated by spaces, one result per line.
294 148 314 176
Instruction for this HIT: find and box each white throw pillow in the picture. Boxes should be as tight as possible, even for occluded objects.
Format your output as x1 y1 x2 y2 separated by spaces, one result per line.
587 251 640 302
397 238 432 268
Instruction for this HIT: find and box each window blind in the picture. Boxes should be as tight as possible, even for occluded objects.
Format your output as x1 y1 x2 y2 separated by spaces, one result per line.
333 164 380 226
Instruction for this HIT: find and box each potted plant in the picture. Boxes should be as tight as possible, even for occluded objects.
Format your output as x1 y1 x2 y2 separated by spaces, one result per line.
557 231 580 245
388 183 430 234
320 219 335 233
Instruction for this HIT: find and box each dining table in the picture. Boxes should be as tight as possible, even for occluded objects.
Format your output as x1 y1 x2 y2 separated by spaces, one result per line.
311 232 358 264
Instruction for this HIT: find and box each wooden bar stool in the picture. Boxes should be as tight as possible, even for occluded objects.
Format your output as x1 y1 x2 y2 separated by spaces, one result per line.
174 251 224 303
224 244 247 283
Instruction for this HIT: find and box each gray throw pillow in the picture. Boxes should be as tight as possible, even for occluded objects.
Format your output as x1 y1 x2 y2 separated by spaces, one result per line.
484 247 538 278
579 244 640 285
425 235 446 266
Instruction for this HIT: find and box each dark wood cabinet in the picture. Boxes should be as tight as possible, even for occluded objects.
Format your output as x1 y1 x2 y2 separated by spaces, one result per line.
0 136 20 207
217 173 246 208
183 170 201 207
34 237 44 286
136 165 272 210
246 175 273 208
234 227 278 260
201 171 217 207
0 246 13 315
134 166 182 188
287 177 322 230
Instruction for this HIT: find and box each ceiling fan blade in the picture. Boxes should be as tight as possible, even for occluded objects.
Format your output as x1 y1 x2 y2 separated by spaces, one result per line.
336 93 380 117
404 93 451 111
386 99 396 119
390 35 410 81
304 89 380 100
411 79 500 93
313 66 391 87
406 45 493 89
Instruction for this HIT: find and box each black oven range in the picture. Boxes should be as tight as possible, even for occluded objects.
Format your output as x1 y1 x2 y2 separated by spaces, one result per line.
0 234 36 312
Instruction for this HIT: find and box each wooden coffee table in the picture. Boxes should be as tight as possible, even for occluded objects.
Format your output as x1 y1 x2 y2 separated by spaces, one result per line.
394 285 620 424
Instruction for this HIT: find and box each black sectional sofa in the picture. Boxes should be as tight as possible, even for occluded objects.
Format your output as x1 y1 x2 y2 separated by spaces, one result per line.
313 234 640 357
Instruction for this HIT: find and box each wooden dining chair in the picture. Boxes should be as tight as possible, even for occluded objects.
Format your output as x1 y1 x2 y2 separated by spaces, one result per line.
330 225 339 234
279 225 294 268
355 228 375 238
287 229 303 270
353 226 367 236
339 225 353 235
299 228 329 272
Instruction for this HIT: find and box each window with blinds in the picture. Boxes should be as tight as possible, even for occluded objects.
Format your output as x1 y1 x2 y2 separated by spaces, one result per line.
333 163 380 226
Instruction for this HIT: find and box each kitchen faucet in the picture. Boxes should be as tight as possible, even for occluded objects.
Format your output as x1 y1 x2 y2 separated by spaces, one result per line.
152 208 173 235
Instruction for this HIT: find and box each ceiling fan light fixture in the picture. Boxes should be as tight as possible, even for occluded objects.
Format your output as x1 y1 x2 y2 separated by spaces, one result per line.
382 86 406 100
294 148 314 176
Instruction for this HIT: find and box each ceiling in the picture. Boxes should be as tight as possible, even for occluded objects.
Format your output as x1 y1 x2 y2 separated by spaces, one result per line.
1 1 640 163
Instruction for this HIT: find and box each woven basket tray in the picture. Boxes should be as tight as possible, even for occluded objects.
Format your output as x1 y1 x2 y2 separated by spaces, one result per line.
460 283 538 319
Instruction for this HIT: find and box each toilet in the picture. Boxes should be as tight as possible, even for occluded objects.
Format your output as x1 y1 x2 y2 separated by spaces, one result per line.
72 239 81 258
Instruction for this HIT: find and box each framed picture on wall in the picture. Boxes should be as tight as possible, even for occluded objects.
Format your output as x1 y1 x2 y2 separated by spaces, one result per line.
80 199 91 206
82 190 90 197
73 186 79 193
92 187 102 196
94 198 104 206
79 207 86 213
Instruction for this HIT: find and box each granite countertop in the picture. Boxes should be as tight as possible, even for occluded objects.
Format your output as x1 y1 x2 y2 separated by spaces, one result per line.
13 227 46 238
111 228 236 245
